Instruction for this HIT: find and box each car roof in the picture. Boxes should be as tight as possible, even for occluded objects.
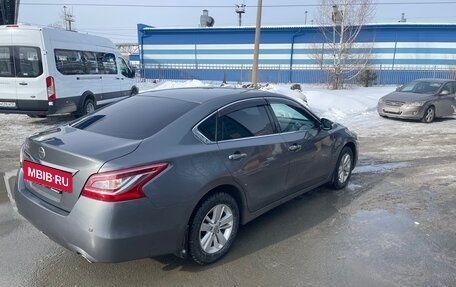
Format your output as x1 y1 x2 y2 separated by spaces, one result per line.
139 87 278 105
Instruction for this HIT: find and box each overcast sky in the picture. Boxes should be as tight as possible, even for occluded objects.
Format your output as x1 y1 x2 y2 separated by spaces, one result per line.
18 0 456 43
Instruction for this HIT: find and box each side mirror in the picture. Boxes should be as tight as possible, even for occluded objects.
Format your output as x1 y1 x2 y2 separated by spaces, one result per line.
320 118 334 130
440 89 450 96
129 68 136 78
396 85 403 92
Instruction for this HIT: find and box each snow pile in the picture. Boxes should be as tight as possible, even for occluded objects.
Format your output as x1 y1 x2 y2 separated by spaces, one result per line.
138 79 211 93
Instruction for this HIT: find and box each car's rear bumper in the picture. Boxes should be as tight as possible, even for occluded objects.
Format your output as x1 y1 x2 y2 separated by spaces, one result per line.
0 99 77 115
13 169 186 263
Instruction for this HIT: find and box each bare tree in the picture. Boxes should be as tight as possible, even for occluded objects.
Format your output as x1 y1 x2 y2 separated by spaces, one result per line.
316 0 375 89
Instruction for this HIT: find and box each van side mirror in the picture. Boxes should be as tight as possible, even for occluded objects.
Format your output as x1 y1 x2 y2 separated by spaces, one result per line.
129 68 136 78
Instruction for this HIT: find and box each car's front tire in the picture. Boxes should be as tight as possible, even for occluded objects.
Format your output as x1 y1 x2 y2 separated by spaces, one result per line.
421 106 435 123
188 192 239 265
330 147 354 189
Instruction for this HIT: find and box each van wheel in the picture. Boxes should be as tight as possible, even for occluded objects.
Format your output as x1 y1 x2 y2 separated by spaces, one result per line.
188 193 239 265
82 99 96 115
130 88 138 96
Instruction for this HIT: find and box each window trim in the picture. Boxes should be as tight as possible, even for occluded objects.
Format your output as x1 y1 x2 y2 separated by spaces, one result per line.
192 111 218 144
192 97 278 144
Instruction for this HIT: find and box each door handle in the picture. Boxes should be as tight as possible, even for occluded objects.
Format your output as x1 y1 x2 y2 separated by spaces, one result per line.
288 144 302 152
228 153 247 160
19 82 28 86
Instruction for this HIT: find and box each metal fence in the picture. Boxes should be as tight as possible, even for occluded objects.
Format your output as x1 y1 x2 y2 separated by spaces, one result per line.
135 63 456 85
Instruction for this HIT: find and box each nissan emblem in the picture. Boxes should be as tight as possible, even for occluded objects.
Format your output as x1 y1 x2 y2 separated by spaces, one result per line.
38 147 46 159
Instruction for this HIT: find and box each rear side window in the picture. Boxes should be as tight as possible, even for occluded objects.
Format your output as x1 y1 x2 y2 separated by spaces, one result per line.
219 105 273 141
55 49 118 75
0 46 43 78
197 114 217 142
71 96 197 140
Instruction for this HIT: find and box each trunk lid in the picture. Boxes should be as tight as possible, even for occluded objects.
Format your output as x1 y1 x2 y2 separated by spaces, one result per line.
22 125 142 212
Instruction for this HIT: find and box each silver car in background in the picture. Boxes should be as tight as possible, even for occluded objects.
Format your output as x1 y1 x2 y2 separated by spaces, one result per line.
14 88 358 265
377 78 456 123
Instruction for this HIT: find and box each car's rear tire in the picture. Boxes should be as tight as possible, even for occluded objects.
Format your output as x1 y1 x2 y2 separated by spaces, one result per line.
330 147 354 190
421 106 435 123
188 192 239 265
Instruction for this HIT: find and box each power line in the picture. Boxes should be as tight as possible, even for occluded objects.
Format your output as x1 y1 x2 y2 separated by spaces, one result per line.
19 1 456 8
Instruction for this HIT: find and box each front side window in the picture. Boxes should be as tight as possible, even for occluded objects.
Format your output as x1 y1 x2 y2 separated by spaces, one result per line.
219 105 273 141
270 102 316 133
118 57 132 78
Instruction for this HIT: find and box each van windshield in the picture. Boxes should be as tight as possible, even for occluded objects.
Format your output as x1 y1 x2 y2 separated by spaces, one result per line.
0 46 43 78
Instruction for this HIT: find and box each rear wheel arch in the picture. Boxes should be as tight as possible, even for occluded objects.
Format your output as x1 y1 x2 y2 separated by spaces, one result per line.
76 92 96 116
189 184 246 226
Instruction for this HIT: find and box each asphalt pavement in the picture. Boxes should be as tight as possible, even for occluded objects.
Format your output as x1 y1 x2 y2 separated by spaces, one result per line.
0 115 455 287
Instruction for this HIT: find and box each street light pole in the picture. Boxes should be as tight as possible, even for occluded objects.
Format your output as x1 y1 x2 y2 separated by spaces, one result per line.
251 0 262 87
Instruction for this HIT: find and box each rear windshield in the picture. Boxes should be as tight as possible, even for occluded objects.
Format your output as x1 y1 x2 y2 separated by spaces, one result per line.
71 96 197 140
0 46 43 78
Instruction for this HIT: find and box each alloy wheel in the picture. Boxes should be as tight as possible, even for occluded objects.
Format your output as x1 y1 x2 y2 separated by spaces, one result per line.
424 107 434 123
199 204 234 254
338 153 352 184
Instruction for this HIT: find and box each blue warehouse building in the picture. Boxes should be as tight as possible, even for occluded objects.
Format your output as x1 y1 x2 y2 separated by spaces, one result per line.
136 23 456 84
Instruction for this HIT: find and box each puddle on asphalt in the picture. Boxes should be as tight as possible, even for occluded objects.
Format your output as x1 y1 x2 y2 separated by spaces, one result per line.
353 162 411 174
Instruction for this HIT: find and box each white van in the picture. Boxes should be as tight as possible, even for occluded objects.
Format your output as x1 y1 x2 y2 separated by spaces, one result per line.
0 24 138 116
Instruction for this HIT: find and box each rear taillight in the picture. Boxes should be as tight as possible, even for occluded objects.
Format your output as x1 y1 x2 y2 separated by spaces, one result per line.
81 163 168 202
46 76 56 101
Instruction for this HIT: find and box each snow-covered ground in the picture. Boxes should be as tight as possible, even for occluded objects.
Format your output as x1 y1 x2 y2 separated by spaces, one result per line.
1 80 455 173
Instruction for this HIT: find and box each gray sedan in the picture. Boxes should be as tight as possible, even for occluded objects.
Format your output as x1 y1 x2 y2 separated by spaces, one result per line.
377 78 456 123
14 88 357 265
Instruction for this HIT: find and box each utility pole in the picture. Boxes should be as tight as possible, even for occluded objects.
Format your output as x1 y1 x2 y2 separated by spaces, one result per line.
251 0 262 86
63 6 75 31
305 11 308 25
